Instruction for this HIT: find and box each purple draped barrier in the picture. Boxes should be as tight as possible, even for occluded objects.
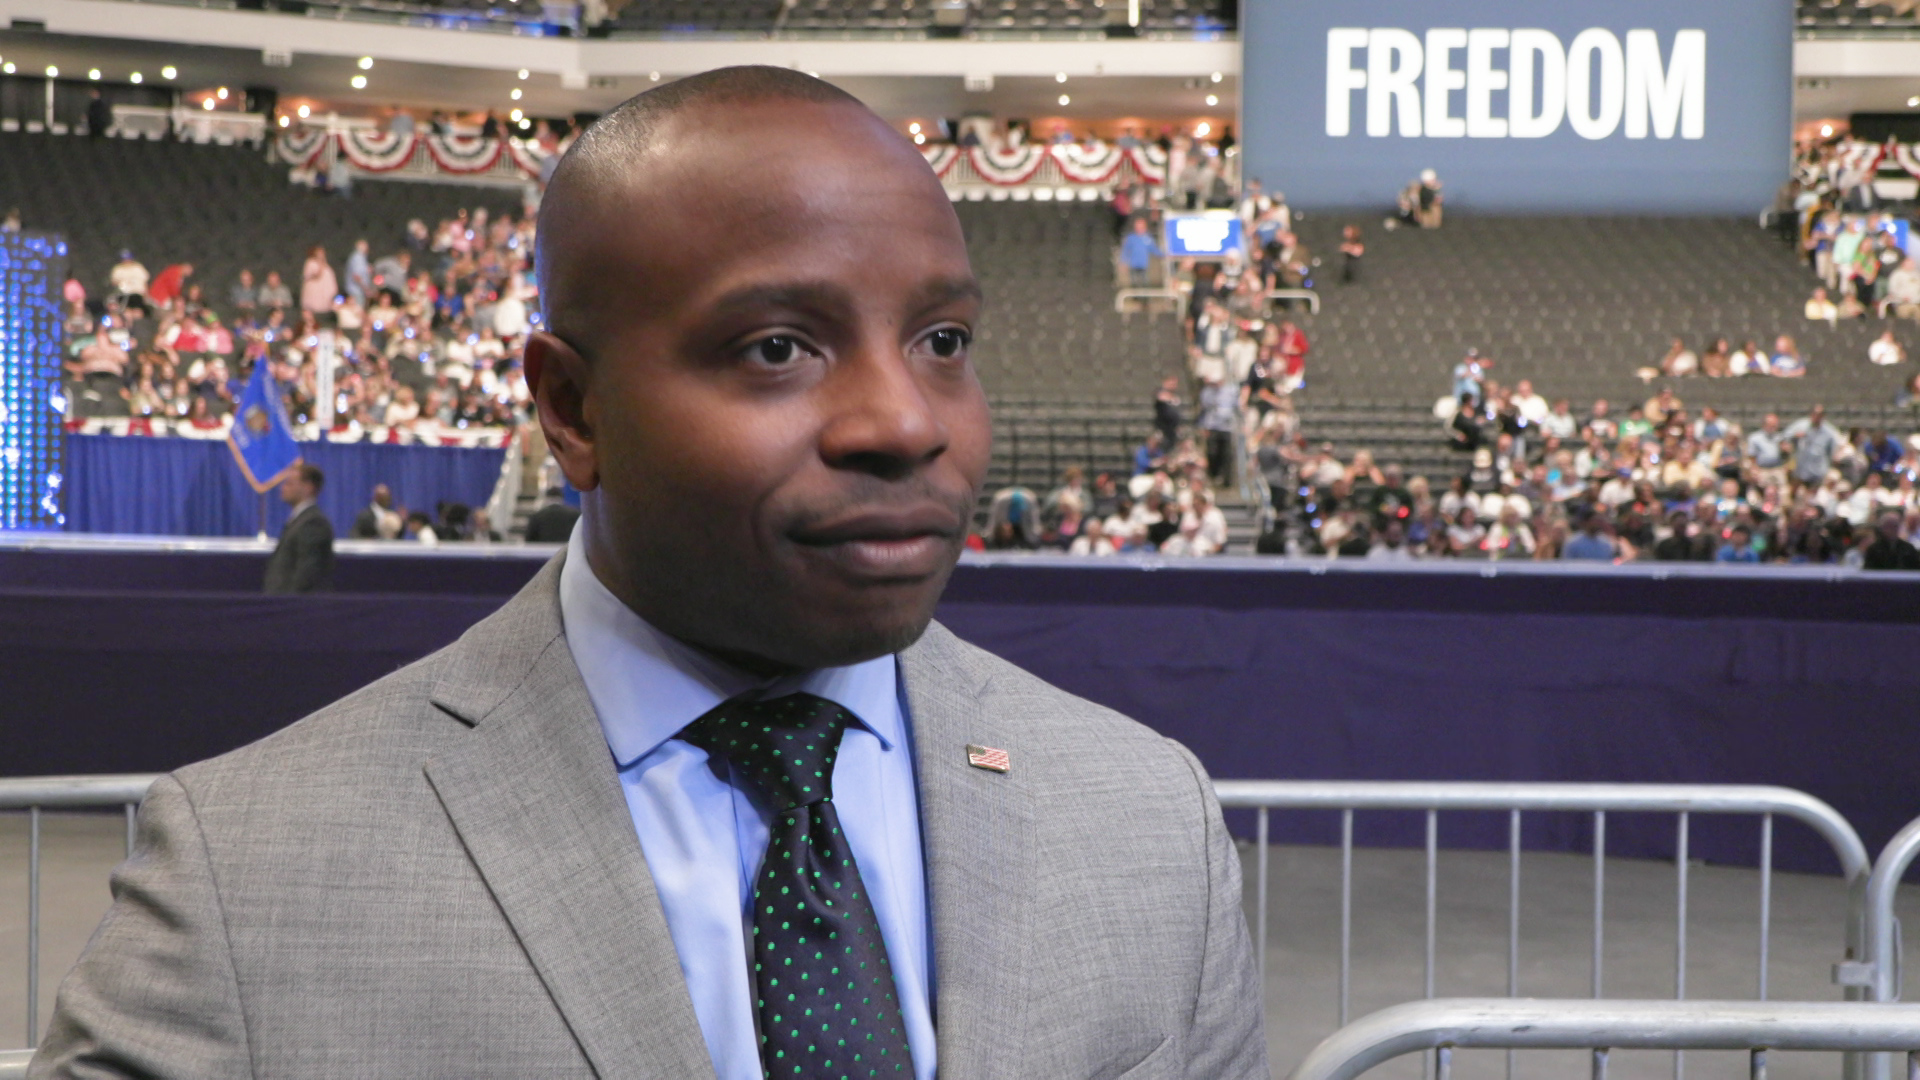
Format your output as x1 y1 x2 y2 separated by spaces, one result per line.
3 546 1918 873
61 434 506 538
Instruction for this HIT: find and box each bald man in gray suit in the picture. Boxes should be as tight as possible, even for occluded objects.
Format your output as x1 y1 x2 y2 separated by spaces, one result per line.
32 68 1265 1080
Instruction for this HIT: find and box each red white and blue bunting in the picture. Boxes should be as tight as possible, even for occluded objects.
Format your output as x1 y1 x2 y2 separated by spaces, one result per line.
423 134 505 174
920 144 1166 187
273 131 1166 189
275 127 328 168
273 130 546 180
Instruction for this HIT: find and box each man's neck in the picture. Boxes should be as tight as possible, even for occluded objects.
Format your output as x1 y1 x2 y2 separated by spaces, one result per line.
289 499 316 519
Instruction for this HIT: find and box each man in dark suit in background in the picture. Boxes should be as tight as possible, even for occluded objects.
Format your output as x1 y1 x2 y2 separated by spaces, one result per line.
351 483 402 539
263 463 334 593
521 484 580 543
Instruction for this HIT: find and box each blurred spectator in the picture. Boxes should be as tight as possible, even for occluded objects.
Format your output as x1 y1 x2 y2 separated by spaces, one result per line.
1562 515 1617 561
301 246 338 315
523 485 581 543
351 483 403 540
1864 511 1920 570
257 271 293 310
1339 224 1364 284
1121 218 1160 288
1870 327 1906 367
1715 525 1760 564
264 463 334 593
345 239 373 305
109 251 149 299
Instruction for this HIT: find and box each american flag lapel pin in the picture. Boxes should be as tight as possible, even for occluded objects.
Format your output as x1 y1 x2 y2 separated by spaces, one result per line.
966 744 1010 773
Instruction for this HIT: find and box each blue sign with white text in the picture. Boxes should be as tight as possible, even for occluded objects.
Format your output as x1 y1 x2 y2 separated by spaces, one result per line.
1163 212 1247 258
1241 0 1793 212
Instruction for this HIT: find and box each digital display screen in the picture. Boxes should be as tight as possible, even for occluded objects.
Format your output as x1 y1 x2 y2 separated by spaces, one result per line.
0 232 68 530
1163 211 1246 259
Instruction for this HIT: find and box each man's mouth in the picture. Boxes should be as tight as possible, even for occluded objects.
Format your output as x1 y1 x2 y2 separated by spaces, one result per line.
789 506 965 580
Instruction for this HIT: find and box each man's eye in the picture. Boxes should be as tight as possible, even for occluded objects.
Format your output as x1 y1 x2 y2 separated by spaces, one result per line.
746 336 801 365
926 328 970 358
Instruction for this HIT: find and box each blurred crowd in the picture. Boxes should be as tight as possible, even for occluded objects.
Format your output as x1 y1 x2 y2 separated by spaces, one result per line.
60 205 537 443
1264 352 1920 567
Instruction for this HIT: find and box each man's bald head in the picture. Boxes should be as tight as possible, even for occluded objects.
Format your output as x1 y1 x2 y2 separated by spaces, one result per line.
520 62 983 672
536 66 911 357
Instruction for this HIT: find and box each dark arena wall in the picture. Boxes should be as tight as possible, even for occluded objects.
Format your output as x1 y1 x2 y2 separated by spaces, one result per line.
4 540 1918 876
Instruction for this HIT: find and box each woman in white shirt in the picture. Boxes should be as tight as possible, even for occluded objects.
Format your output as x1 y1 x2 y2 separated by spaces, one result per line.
1067 518 1117 556
383 384 422 427
1869 327 1906 367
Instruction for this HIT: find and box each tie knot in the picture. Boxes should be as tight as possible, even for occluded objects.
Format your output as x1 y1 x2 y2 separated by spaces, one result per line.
680 692 854 810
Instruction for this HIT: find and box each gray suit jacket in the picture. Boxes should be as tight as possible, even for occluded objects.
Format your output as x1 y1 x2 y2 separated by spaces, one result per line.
32 556 1265 1080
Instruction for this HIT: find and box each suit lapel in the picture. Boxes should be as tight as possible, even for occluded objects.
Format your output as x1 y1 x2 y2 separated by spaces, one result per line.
423 558 715 1080
900 623 1037 1080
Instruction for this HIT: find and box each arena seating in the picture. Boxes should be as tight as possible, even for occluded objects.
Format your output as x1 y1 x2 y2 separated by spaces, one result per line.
0 132 521 307
1798 0 1920 29
1283 211 1914 475
611 0 782 32
960 200 1183 401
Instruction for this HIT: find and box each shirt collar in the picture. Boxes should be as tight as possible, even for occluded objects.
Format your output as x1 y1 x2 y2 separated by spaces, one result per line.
558 522 901 769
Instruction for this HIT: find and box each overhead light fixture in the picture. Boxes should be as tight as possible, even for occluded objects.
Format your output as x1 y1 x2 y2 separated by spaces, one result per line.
1058 94 1070 106
909 121 921 133
1821 123 1835 137
129 72 143 84
297 103 311 118
278 115 290 128
807 71 819 78
1910 96 1919 108
88 69 101 81
518 117 531 129
913 133 926 145
1055 72 1068 83
649 71 660 81
216 86 229 100
1210 71 1223 83
358 56 374 70
45 65 58 78
509 107 523 122
202 98 215 111
160 65 177 80
3 63 15 75
510 88 522 100
1195 121 1211 137
351 74 367 89
1205 94 1218 107
517 68 529 80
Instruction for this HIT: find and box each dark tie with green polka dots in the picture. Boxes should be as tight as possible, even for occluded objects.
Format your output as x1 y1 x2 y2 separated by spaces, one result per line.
681 692 912 1080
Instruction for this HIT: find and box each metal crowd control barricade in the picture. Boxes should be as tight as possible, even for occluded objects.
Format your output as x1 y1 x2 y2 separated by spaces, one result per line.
2 775 161 1052
1285 998 1920 1080
1852 813 1920 1079
1213 782 1874 1078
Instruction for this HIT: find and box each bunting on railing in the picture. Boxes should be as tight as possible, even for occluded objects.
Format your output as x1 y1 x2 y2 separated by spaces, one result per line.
272 130 1166 189
339 128 417 172
272 129 547 180
920 144 1167 187
275 127 328 168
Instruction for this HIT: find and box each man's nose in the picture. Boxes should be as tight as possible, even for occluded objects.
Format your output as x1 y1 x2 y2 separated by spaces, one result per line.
817 343 949 480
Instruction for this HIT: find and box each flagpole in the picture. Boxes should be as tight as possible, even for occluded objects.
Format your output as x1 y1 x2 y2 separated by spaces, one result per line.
258 492 268 542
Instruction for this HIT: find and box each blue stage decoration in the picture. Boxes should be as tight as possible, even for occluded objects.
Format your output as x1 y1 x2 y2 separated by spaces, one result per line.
0 232 68 530
62 435 506 538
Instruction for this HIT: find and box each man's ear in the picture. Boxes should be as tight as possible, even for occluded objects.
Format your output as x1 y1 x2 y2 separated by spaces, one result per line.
524 330 599 492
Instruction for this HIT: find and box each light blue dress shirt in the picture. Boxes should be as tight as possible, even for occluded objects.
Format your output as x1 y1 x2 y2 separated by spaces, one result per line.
557 529 936 1080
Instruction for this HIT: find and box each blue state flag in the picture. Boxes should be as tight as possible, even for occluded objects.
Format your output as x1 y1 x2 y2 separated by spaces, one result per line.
226 359 301 493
